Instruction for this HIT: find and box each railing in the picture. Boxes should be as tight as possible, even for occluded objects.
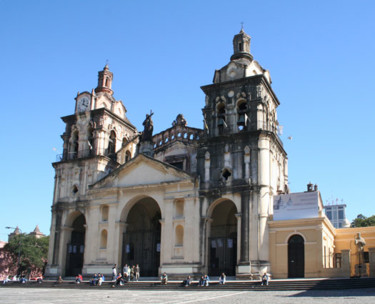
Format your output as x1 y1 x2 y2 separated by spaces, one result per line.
55 149 117 162
153 127 204 150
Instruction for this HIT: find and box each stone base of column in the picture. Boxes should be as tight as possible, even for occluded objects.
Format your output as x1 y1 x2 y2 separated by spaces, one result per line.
44 265 62 279
236 263 252 279
139 141 154 157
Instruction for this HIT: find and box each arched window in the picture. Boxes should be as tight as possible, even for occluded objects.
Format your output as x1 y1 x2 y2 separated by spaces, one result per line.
237 100 247 130
100 229 108 249
175 225 184 246
101 205 109 222
108 130 116 160
88 126 94 155
70 131 79 159
125 150 131 162
217 103 226 127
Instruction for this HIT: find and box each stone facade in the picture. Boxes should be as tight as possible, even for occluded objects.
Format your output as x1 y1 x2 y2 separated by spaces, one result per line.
45 30 289 279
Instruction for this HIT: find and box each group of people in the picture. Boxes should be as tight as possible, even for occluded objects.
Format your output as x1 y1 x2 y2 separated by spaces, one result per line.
111 264 141 286
2 275 43 284
89 273 105 286
180 273 225 287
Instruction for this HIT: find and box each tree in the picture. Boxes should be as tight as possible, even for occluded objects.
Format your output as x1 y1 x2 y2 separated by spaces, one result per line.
351 214 375 227
4 234 49 276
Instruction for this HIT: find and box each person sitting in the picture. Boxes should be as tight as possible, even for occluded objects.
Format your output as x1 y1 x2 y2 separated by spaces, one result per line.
219 273 226 285
182 275 192 287
2 275 9 284
198 275 205 286
75 274 83 284
261 272 269 286
19 276 27 284
202 274 209 286
98 273 104 286
55 276 63 284
160 272 168 285
36 276 43 284
115 273 123 286
90 273 98 286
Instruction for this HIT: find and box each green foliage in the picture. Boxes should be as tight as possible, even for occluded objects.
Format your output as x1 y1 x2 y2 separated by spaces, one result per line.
351 214 375 227
4 234 49 274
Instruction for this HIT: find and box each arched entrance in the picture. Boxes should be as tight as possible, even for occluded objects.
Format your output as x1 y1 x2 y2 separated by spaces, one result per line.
65 214 86 276
208 200 237 276
288 234 304 278
122 197 161 277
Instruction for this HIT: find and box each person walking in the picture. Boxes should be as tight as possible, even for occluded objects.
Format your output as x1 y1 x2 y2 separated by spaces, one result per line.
112 265 117 281
135 264 140 281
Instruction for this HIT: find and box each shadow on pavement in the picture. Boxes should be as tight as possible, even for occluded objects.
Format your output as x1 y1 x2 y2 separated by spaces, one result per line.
288 288 375 297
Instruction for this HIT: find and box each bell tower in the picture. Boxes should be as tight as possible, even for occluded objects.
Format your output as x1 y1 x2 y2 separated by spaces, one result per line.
197 29 288 277
95 64 113 95
231 28 253 61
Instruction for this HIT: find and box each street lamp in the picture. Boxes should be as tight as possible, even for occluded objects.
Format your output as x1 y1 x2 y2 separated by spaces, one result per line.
5 226 22 276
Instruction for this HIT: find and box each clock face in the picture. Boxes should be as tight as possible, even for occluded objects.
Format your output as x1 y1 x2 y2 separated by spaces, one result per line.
77 97 90 112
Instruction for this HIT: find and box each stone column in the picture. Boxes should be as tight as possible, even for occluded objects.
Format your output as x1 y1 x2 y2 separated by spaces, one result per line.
235 213 242 265
159 218 165 275
240 191 250 264
115 221 127 266
341 249 351 277
368 247 375 278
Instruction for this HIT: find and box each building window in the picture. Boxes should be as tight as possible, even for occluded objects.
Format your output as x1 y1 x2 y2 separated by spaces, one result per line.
237 100 247 130
101 205 109 222
175 200 184 217
125 150 131 162
338 210 344 220
171 161 183 170
217 103 226 128
175 225 184 246
326 211 332 220
334 253 342 268
108 131 116 160
364 252 369 264
100 229 107 249
222 168 232 180
70 131 79 159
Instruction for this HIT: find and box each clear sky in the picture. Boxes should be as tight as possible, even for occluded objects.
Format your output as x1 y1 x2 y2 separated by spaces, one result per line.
0 0 374 241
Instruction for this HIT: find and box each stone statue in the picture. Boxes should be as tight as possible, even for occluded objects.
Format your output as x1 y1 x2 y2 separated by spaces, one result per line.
355 232 366 251
142 111 154 142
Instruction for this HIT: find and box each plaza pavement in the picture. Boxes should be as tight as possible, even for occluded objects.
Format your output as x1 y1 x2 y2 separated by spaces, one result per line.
1 287 375 304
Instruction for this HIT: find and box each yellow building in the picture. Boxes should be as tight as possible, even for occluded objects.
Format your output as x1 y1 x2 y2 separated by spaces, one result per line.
269 187 375 278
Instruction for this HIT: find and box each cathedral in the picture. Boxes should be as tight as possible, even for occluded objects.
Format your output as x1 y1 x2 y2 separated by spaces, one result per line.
45 30 374 279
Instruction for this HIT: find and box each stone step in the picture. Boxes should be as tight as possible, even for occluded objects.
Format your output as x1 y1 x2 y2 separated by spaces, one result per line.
2 278 375 291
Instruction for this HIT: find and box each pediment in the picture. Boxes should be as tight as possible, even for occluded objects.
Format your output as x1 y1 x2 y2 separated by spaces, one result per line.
91 154 194 189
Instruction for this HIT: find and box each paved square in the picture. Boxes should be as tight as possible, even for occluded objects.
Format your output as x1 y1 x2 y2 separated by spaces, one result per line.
1 288 375 304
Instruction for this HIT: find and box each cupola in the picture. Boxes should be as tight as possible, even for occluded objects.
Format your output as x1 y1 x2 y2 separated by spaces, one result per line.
95 64 113 95
230 28 253 61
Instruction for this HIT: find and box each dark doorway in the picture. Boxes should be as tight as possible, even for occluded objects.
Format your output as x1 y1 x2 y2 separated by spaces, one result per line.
208 201 237 276
288 235 304 278
65 214 85 276
122 198 161 277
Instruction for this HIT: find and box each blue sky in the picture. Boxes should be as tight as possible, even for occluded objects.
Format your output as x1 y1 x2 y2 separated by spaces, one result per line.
0 0 374 241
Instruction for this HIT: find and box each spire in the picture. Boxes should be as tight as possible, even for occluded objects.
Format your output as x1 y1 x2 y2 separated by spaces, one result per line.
230 28 253 61
13 226 20 235
95 64 114 95
33 225 41 233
